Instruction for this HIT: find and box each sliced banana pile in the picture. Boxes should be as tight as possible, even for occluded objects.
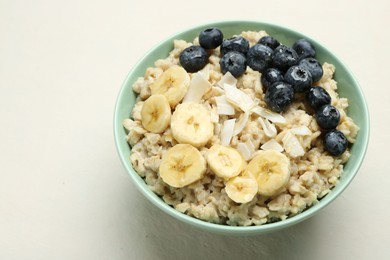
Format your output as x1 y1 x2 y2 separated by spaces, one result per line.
135 65 293 204
206 146 290 203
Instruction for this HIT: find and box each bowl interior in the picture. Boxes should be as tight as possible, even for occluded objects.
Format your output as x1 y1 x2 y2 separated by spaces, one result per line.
114 21 369 235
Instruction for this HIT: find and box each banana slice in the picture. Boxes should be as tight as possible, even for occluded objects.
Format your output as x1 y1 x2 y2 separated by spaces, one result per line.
225 174 258 204
171 102 214 147
159 144 206 188
206 144 246 179
141 94 171 133
150 66 190 107
245 150 290 196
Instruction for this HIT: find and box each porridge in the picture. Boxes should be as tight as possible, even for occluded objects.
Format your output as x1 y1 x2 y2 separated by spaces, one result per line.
123 28 359 226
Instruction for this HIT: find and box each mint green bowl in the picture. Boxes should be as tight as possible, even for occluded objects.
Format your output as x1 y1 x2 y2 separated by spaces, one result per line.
114 21 369 235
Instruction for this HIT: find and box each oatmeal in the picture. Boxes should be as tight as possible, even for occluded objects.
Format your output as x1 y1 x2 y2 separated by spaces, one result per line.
123 29 359 226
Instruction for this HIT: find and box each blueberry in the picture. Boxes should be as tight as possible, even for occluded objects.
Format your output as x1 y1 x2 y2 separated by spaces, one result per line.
220 51 247 77
264 82 295 112
299 58 323 82
324 130 348 156
246 44 273 72
220 36 250 56
272 45 299 72
284 66 312 93
292 39 316 60
306 86 331 110
315 104 340 130
258 36 280 50
199 28 223 49
261 68 284 90
179 46 208 73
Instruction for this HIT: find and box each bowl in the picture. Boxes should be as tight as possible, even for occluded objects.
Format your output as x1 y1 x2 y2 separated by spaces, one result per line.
114 21 369 235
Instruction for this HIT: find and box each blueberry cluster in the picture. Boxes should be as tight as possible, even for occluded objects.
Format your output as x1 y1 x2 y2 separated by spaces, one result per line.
259 38 322 112
178 28 349 156
256 36 348 157
179 28 224 73
306 87 348 156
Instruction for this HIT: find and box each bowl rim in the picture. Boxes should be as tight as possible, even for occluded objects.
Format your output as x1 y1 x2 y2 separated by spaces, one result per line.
114 20 370 235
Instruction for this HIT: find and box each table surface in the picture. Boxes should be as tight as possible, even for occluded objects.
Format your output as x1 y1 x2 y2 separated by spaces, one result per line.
1 0 389 259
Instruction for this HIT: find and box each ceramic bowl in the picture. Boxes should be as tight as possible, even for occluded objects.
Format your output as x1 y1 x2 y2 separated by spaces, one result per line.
114 21 369 235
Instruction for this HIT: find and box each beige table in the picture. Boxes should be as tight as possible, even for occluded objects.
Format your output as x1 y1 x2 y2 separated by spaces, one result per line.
1 0 389 259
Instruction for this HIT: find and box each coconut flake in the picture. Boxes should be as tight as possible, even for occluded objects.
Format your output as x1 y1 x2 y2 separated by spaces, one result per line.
261 139 284 153
210 106 219 123
237 138 256 160
282 131 305 158
217 71 237 88
290 126 312 136
199 67 210 80
224 84 255 112
258 117 277 138
245 138 255 153
182 72 211 103
237 142 252 160
251 106 287 124
251 106 263 116
220 119 236 146
233 111 250 135
223 84 242 107
215 95 235 115
217 104 236 115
